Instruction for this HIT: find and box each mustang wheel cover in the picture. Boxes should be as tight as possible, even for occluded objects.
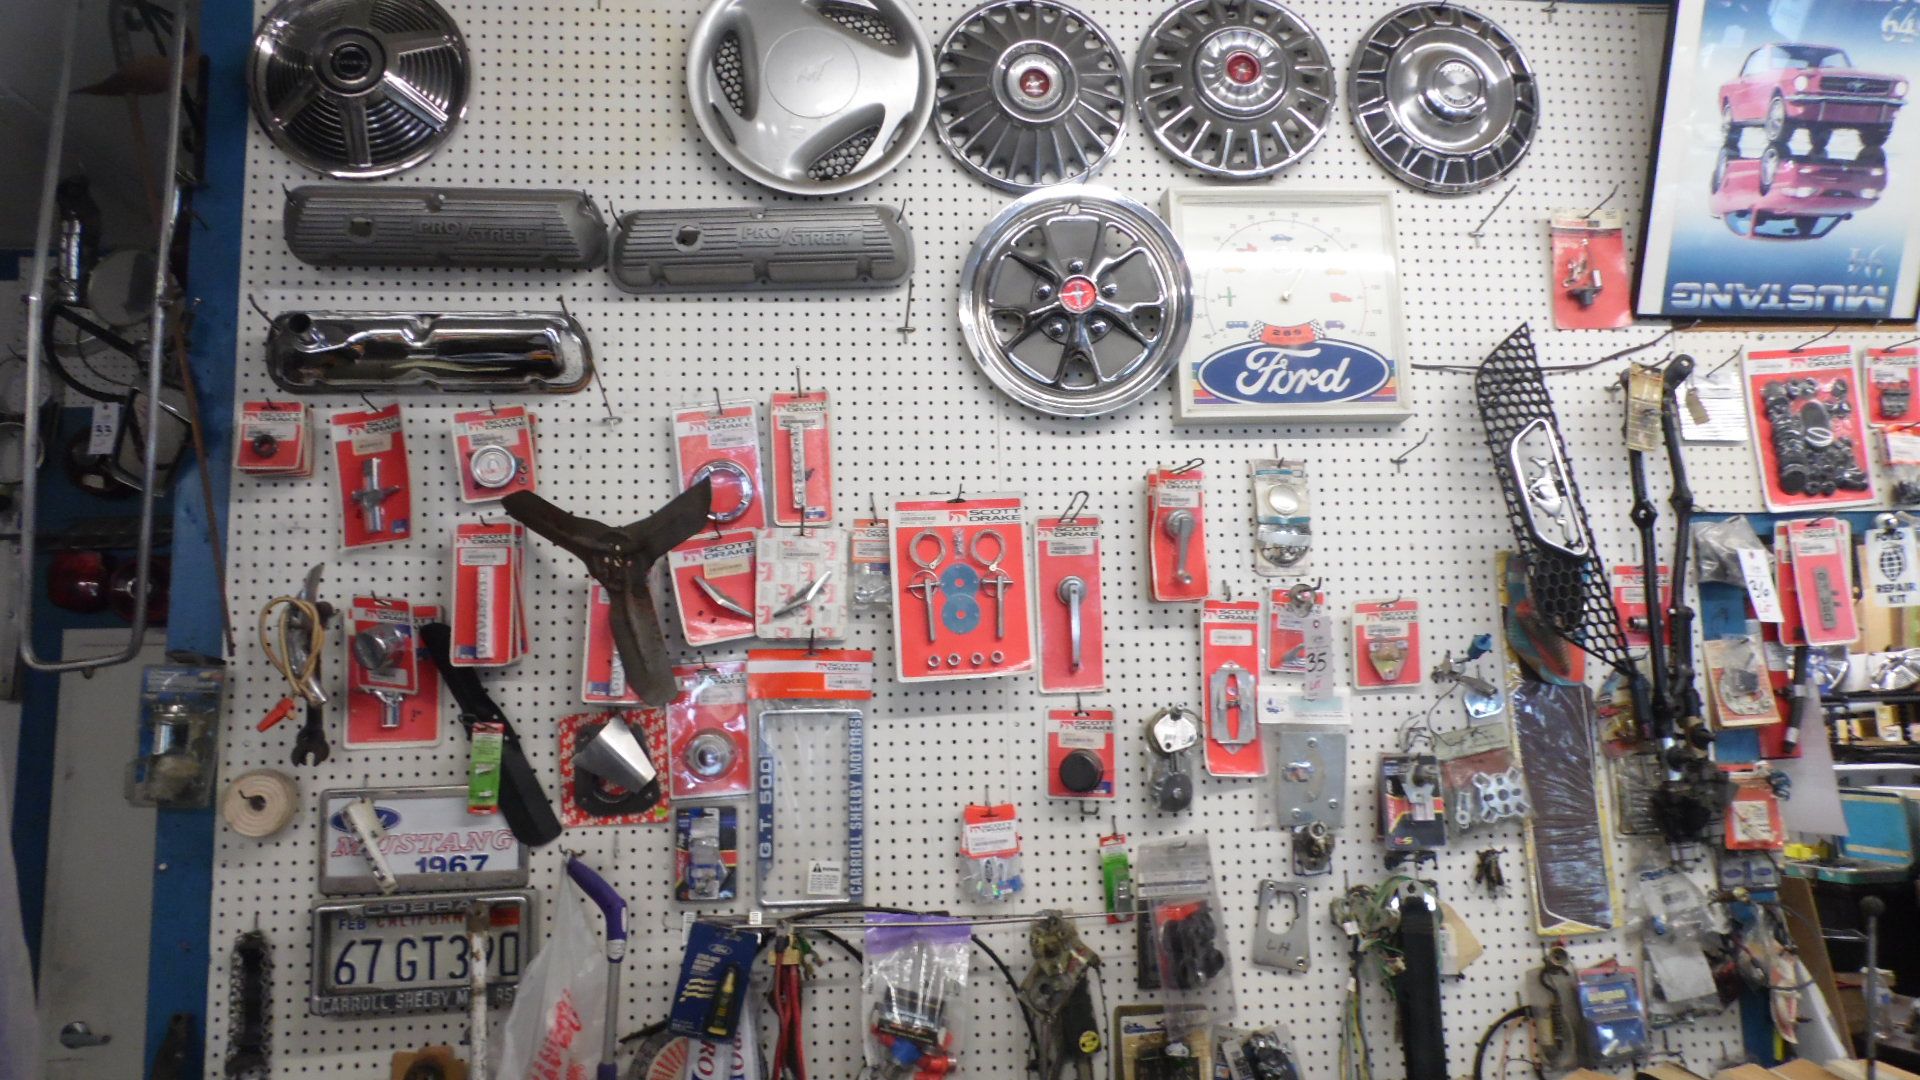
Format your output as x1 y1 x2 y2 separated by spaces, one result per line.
960 187 1192 417
1348 3 1537 194
1135 0 1332 178
248 0 470 179
687 0 935 195
935 0 1129 191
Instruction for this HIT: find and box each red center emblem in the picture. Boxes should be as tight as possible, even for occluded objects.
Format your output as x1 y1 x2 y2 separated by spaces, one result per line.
1020 68 1052 99
1059 276 1098 314
1225 51 1261 85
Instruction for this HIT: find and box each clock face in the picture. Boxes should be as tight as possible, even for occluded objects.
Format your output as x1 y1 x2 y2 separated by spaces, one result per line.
1168 191 1409 422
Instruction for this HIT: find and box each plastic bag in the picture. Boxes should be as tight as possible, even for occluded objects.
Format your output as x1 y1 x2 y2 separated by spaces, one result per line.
864 914 970 1077
1693 516 1766 586
496 878 608 1080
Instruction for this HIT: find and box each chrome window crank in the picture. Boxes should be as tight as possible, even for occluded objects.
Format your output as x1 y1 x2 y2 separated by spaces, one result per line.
1164 510 1196 584
1056 576 1086 670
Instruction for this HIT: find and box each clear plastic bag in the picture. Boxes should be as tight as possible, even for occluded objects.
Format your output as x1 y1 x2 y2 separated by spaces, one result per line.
864 914 970 1078
495 878 608 1080
1134 835 1234 1048
1693 516 1767 586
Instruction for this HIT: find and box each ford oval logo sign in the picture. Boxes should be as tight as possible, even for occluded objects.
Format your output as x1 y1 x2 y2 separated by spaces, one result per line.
328 805 402 833
1195 339 1393 405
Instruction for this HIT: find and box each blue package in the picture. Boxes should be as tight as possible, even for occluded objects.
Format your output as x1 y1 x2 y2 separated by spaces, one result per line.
669 921 761 1039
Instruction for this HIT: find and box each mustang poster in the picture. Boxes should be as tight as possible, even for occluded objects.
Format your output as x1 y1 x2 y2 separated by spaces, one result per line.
1638 0 1920 320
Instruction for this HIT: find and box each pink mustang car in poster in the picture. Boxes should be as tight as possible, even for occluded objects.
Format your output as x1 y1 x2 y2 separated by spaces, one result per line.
1720 43 1906 151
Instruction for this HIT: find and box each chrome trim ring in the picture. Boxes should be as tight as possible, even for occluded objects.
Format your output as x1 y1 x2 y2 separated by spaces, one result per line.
1135 0 1332 178
690 458 756 523
686 0 936 195
959 186 1192 417
934 0 1129 191
248 0 471 180
1347 3 1537 194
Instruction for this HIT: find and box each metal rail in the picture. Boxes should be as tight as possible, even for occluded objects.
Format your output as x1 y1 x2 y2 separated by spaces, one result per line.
17 0 190 672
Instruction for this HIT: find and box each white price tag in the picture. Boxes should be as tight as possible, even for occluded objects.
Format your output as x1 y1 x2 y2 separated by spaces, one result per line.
1737 548 1784 623
1302 611 1335 700
88 402 121 456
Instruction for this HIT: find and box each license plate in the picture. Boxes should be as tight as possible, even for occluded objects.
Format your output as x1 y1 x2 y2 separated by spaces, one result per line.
308 891 536 1017
318 785 529 895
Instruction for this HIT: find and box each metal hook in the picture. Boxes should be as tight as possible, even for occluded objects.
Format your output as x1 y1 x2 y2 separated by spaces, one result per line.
1586 181 1620 218
593 367 621 425
1790 325 1840 352
1467 183 1518 246
1059 490 1089 525
869 493 880 520
358 393 379 412
487 398 498 414
1074 692 1088 717
1879 336 1919 352
244 293 275 329
713 389 725 416
807 629 820 656
1389 430 1429 472
1171 457 1205 474
1601 320 1701 364
1222 582 1235 603
795 368 806 396
898 276 917 335
948 483 966 503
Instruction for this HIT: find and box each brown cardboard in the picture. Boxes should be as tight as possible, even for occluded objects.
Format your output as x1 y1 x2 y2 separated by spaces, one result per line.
1773 1060 1846 1080
1782 876 1846 1028
1718 1065 1785 1080
1823 1060 1920 1080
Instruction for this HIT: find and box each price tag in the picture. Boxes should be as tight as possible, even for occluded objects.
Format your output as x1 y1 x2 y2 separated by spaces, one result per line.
1302 611 1335 700
1737 548 1784 623
88 402 121 455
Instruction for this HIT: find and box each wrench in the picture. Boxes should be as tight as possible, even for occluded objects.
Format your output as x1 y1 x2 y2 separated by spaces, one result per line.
290 702 330 766
1056 576 1085 670
1164 510 1196 585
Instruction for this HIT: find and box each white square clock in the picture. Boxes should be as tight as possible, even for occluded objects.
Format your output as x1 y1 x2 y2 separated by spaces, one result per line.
1165 189 1412 424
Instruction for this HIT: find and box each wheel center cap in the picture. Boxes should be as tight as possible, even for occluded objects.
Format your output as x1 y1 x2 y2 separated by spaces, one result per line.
1424 58 1485 120
1059 276 1098 314
1225 51 1261 85
317 29 388 94
1005 53 1066 113
765 29 861 119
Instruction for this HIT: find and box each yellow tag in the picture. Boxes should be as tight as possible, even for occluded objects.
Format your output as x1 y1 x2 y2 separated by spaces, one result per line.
1625 365 1664 452
1078 1031 1102 1054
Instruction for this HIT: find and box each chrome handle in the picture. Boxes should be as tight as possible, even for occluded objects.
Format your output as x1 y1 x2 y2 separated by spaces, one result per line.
1164 510 1195 585
18 0 187 672
1056 576 1085 671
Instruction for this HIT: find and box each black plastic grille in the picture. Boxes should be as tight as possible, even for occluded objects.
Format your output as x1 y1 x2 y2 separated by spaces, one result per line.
1474 323 1633 675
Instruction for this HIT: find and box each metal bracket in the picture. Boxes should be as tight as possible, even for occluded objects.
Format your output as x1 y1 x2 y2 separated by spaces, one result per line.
1274 727 1346 827
1252 879 1311 972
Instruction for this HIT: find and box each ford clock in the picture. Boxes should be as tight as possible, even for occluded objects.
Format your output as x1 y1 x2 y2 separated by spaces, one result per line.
1165 189 1411 423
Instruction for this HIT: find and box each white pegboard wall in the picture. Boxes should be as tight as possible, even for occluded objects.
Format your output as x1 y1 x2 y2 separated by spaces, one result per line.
207 0 1920 1075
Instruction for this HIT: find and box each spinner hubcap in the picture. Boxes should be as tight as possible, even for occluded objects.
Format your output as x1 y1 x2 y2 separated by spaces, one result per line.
1348 2 1537 194
936 0 1129 191
1135 0 1332 179
960 187 1192 417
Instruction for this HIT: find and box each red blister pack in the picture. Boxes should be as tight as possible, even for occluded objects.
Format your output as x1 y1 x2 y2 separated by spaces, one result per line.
343 601 442 749
672 400 765 531
1786 517 1858 646
1609 564 1672 647
581 583 641 706
667 530 757 648
1353 598 1422 690
1148 466 1208 602
1036 515 1103 693
1744 347 1875 511
234 400 311 477
889 495 1034 681
770 391 832 526
451 520 525 667
451 404 537 502
1549 210 1632 330
1265 584 1325 674
1867 346 1919 427
1045 709 1115 799
665 662 752 801
558 709 670 828
1773 522 1805 647
1201 599 1264 777
330 403 412 548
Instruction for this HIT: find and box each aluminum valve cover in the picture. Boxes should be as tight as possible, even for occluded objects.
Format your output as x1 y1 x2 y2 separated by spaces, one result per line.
687 0 936 195
611 206 912 291
935 0 1129 191
284 187 607 268
248 0 471 179
960 187 1192 417
1135 0 1333 179
1348 3 1537 194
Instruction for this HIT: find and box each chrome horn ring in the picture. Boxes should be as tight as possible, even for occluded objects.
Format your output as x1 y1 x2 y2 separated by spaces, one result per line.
1135 0 1333 179
1347 3 1537 194
687 0 936 195
959 186 1192 417
248 0 471 180
935 0 1129 191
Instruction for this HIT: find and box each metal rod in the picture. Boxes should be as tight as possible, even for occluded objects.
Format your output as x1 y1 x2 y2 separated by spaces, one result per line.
19 0 188 672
